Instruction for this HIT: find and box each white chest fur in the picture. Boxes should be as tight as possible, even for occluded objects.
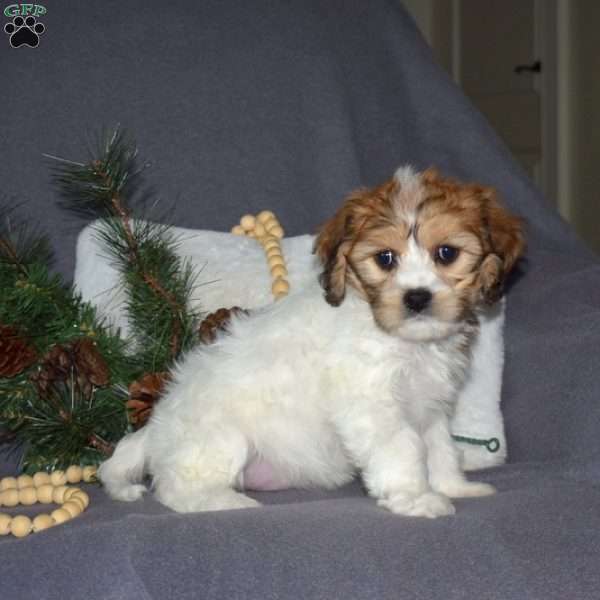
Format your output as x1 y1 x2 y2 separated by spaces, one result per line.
321 296 473 433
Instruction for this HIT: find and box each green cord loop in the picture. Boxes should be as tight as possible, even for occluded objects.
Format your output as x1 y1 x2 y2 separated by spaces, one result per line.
452 435 500 453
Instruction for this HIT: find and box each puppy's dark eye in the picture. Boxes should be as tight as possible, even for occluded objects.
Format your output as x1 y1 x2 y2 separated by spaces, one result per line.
375 250 396 270
435 245 459 265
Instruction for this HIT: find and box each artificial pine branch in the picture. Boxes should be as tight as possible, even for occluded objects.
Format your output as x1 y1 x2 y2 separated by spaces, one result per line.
1 126 205 472
0 206 73 350
12 379 127 472
0 204 136 471
0 205 53 275
47 126 201 372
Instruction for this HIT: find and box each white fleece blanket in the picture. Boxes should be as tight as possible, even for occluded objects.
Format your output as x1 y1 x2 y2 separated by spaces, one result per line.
74 222 508 470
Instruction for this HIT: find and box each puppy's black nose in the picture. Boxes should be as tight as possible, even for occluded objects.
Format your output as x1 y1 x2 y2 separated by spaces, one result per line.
403 288 432 313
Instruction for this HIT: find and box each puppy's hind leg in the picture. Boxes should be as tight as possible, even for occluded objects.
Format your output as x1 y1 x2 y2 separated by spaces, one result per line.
98 427 149 502
152 426 261 513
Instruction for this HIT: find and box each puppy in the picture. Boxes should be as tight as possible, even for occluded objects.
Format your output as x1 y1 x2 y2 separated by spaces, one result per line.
99 166 524 518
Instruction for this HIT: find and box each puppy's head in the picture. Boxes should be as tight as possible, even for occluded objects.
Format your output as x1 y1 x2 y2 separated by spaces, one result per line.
314 166 524 342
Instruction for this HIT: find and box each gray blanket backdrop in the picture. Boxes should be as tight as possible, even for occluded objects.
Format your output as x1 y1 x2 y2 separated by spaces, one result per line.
1 1 599 598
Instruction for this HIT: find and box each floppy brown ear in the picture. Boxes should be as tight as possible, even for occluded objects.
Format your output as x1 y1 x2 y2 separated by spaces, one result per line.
314 181 398 305
484 189 525 273
479 188 525 303
313 203 354 306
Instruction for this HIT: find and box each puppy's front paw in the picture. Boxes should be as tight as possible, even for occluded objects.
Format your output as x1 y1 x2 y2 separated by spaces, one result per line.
436 480 496 498
378 491 455 518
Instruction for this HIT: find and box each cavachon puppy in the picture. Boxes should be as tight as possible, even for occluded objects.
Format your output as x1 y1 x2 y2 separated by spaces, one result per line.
99 166 524 518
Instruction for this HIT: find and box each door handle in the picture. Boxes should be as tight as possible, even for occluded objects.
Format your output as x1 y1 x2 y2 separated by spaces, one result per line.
514 60 542 74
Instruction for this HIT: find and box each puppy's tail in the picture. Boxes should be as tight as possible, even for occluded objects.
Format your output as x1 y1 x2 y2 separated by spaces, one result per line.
98 426 149 502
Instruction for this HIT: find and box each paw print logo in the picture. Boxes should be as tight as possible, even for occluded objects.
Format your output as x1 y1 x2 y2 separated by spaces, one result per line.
4 15 45 48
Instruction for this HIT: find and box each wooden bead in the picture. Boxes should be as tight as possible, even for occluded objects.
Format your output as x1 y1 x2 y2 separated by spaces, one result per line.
18 486 38 506
0 477 17 491
262 237 279 251
240 215 256 231
272 278 290 295
231 225 245 236
17 474 34 489
67 495 85 512
52 485 69 504
66 465 83 484
62 501 82 518
262 217 278 230
51 508 71 524
0 513 11 535
32 472 51 487
50 470 67 486
268 255 285 268
268 225 284 239
32 514 55 532
36 484 55 504
253 223 266 238
71 491 89 509
10 515 32 538
266 247 282 260
82 466 97 483
270 264 288 278
63 487 80 501
257 210 275 224
1 489 19 507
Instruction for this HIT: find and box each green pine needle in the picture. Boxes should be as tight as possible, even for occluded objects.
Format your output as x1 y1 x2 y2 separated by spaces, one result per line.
0 204 53 273
1 125 205 471
46 126 140 218
48 125 202 371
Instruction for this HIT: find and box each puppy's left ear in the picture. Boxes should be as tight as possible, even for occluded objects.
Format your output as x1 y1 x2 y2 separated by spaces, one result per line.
479 188 526 303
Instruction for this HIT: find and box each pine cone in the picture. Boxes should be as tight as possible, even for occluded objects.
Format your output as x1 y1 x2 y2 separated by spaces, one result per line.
30 344 71 397
198 306 249 344
31 338 110 398
0 325 38 378
127 371 170 429
72 337 110 387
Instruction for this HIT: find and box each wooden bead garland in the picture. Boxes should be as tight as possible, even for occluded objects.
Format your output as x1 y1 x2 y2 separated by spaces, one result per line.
0 466 95 538
231 211 290 300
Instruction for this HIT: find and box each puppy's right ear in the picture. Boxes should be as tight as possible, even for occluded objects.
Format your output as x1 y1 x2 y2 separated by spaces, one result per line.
313 205 353 306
